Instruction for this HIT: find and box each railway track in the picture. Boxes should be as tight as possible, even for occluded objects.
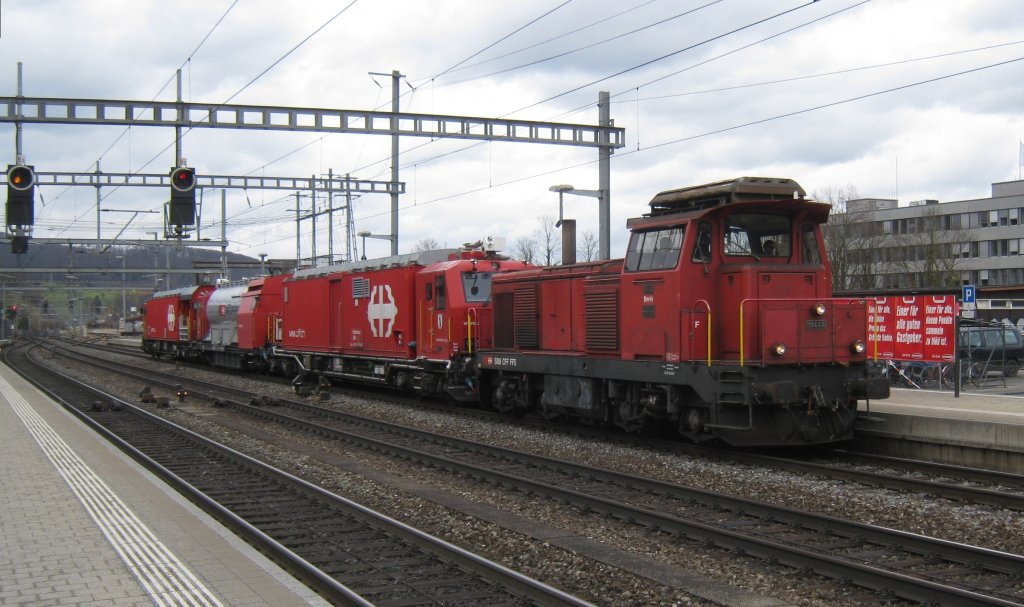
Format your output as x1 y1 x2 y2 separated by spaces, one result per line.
7 342 593 607
44 339 1024 607
60 337 1024 510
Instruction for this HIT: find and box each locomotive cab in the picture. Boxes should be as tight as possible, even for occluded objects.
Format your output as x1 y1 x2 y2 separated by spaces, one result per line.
621 178 887 443
414 249 529 400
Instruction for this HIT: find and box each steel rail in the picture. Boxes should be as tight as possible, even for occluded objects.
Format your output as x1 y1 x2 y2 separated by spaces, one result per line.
15 342 594 607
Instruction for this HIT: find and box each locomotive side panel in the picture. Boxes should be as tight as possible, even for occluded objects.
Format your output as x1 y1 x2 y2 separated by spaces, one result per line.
280 277 332 353
237 274 287 351
538 278 575 351
337 266 418 359
143 294 185 343
619 225 684 361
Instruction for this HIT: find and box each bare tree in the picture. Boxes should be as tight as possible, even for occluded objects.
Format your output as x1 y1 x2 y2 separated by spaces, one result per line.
821 186 967 291
411 238 441 252
817 184 887 291
512 236 538 264
535 214 560 266
902 205 968 289
578 230 598 262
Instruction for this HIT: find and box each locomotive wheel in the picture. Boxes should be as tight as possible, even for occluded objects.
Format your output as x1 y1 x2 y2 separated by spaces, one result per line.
613 402 645 433
680 408 705 435
493 379 528 415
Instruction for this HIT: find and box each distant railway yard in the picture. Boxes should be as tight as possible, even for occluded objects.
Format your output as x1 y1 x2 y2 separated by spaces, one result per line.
5 333 1021 607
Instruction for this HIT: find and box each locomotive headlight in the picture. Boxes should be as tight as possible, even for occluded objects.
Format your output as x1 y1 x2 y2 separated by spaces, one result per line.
812 302 827 316
851 339 866 354
771 342 787 356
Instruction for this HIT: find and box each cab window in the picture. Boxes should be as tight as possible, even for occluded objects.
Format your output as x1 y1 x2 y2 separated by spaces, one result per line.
462 271 493 302
801 223 822 264
624 226 683 272
692 222 712 262
434 276 446 310
724 213 791 257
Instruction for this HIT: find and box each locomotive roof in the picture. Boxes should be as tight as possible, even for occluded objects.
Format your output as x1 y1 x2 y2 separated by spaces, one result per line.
289 248 459 280
150 284 212 300
646 177 806 216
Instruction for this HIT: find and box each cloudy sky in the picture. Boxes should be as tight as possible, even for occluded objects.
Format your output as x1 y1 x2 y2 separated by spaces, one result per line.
3 0 1024 262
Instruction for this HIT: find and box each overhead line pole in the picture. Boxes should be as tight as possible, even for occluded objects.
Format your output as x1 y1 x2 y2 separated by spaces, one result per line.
390 70 402 256
175 69 183 167
598 91 612 261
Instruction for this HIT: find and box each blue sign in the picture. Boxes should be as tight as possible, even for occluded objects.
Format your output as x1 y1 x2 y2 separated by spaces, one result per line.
962 285 976 304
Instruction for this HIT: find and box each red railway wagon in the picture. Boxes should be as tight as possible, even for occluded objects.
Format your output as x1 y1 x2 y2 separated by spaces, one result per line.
479 177 889 447
142 285 216 358
273 245 530 398
279 260 421 357
237 273 288 354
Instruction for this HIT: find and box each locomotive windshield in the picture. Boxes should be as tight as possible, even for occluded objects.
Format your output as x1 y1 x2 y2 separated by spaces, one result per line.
624 226 684 271
724 213 791 257
462 271 494 302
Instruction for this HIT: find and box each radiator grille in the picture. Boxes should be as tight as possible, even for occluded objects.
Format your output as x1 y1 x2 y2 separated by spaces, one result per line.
514 285 539 349
352 277 370 299
585 289 619 351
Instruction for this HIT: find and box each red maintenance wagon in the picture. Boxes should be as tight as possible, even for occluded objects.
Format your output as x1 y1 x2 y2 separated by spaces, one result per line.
275 243 529 399
141 284 216 358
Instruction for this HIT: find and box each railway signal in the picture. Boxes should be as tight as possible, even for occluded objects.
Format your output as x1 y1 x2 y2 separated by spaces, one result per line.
6 164 35 227
169 166 197 227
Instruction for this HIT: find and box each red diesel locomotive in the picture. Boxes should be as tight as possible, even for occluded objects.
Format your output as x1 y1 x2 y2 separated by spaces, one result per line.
480 177 888 446
142 177 888 447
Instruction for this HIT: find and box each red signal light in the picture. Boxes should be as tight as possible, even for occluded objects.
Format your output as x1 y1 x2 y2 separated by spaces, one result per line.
170 167 196 192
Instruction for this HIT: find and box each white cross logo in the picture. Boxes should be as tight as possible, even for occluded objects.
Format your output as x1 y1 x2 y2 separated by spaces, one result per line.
367 284 398 337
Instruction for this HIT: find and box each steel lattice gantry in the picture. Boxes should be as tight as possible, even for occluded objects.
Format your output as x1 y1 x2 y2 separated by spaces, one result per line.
2 94 626 258
0 96 624 148
13 170 400 194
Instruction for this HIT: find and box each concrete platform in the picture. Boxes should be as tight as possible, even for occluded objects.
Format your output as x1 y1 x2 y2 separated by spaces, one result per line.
0 362 329 607
855 381 1024 473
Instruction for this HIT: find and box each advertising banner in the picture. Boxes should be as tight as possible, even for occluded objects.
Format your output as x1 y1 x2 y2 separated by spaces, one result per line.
867 295 957 362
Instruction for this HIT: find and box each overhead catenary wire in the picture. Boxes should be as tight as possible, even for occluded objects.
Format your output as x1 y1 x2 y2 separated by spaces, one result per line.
433 0 725 88
625 39 1024 102
352 0 828 182
505 0 821 117
428 0 576 81
437 0 664 77
41 0 244 251
343 53 1024 231
40 1 362 254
